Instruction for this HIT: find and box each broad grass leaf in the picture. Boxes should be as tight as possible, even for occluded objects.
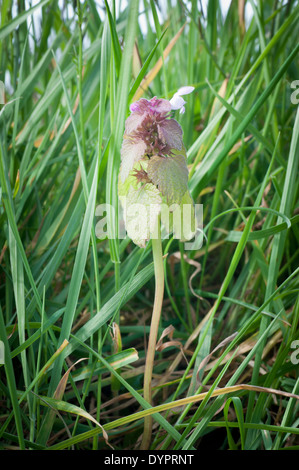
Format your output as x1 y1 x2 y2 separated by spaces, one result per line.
39 396 112 448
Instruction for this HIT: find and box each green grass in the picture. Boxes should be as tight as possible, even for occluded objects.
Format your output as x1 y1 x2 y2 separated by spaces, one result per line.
0 0 299 451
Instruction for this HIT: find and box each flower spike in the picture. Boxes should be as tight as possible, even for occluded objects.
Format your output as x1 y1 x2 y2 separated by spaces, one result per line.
119 91 196 247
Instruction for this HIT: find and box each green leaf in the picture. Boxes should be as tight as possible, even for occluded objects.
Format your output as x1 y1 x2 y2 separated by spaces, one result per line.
37 160 99 445
147 150 189 204
120 181 162 247
161 190 196 242
0 305 25 449
71 348 139 382
63 261 155 359
224 397 245 450
103 0 122 75
0 0 51 41
38 396 111 447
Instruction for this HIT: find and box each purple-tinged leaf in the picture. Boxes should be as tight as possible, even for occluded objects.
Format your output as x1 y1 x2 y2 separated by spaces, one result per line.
147 151 189 204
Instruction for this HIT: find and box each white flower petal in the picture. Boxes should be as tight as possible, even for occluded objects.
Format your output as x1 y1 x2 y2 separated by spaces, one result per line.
176 86 195 96
169 86 194 113
169 94 186 110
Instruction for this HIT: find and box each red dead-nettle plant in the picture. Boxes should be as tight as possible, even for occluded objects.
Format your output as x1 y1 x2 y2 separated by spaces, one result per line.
118 87 195 449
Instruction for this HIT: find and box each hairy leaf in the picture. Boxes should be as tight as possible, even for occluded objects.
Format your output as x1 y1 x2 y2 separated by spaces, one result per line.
147 150 188 203
119 177 162 247
161 190 197 241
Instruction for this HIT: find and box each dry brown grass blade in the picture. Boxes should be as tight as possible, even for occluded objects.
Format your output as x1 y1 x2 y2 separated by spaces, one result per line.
196 332 239 378
7 321 18 339
238 0 246 37
111 322 122 355
106 384 299 426
205 334 257 373
54 357 87 401
156 325 188 364
204 328 287 375
132 41 142 79
229 135 252 155
170 251 206 304
202 384 299 404
42 339 69 375
71 308 90 333
133 23 186 101
210 77 229 117
192 240 225 259
159 302 216 382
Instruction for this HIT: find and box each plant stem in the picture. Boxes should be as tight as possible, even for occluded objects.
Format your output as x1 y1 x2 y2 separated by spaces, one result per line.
140 217 164 450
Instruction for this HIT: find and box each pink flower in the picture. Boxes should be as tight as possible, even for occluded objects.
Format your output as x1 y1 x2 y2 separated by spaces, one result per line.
118 88 196 246
129 96 171 115
120 96 184 181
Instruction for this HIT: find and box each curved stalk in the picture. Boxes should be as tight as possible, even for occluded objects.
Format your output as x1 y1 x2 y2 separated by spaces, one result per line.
140 217 164 450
